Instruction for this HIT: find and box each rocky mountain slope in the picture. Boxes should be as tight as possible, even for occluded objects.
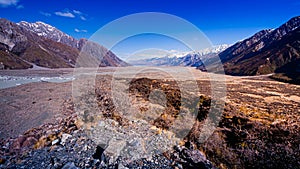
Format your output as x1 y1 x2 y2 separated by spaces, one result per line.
0 19 128 69
17 21 129 67
219 16 300 81
0 18 78 69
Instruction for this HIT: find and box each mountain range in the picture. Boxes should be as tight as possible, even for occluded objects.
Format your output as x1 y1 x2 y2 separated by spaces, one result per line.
0 16 300 84
131 16 300 83
217 16 300 83
128 45 229 69
0 18 128 69
219 16 300 76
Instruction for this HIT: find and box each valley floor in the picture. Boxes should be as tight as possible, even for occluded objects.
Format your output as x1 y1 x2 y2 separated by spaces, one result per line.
0 67 299 168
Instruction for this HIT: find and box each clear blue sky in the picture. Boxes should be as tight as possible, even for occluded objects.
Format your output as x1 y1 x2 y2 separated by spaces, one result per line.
0 0 299 57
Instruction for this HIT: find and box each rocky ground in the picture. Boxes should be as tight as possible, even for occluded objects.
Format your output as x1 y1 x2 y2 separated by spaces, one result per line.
0 67 299 169
0 97 214 169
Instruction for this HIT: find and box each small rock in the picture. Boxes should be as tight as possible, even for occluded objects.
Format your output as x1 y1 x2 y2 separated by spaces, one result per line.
12 136 26 150
53 162 62 168
118 163 129 169
61 162 78 169
22 137 38 147
61 133 72 145
174 146 214 169
52 139 60 145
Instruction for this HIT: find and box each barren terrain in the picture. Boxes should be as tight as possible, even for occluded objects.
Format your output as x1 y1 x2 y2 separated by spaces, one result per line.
0 67 299 168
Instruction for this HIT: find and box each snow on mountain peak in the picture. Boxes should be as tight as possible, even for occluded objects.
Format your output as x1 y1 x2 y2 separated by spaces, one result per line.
166 44 230 59
17 21 79 48
18 21 67 37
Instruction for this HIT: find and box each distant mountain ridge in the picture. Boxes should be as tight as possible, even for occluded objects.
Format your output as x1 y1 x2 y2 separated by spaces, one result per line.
0 18 128 69
129 45 229 68
131 16 300 80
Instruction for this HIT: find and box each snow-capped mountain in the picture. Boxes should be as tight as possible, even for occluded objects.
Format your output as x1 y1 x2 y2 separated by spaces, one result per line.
17 21 79 49
129 44 229 68
0 18 128 69
163 44 230 58
0 19 80 69
197 44 230 56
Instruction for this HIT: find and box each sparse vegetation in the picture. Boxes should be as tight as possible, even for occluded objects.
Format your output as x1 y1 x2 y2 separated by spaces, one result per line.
270 73 300 85
0 51 32 69
1 68 299 168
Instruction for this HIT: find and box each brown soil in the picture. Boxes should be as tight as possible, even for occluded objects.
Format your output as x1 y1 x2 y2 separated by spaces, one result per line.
0 67 299 168
0 81 72 139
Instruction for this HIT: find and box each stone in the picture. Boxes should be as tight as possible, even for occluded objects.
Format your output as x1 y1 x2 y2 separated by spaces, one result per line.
61 133 72 145
22 137 38 147
174 146 214 169
52 139 60 145
118 163 129 169
61 162 79 169
105 139 126 158
12 136 26 150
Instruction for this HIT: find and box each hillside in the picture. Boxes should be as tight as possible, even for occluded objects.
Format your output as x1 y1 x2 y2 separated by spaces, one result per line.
0 19 128 69
219 16 300 84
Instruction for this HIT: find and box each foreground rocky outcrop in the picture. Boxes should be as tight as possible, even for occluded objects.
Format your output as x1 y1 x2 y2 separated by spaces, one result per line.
0 113 215 169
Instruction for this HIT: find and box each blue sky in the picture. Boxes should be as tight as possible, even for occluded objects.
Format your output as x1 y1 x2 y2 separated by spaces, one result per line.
0 0 299 58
